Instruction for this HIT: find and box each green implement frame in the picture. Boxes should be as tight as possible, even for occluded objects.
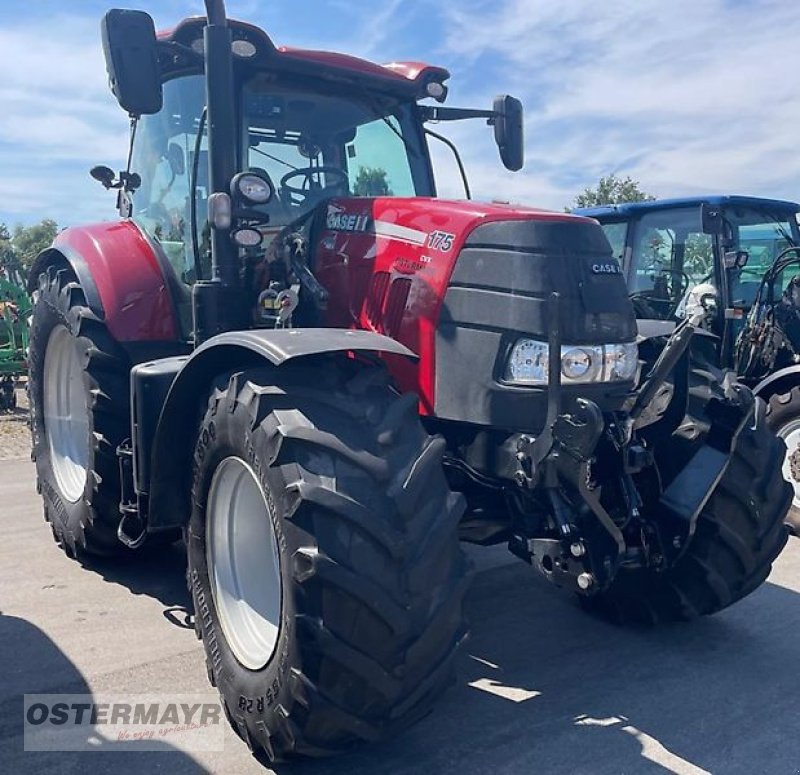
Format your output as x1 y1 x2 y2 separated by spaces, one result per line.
0 264 31 411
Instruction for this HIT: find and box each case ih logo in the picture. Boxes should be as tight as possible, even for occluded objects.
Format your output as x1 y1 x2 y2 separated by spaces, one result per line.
591 262 622 275
326 204 370 232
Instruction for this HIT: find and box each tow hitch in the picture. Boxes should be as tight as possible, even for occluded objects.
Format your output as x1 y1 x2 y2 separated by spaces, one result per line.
510 294 628 593
509 306 755 592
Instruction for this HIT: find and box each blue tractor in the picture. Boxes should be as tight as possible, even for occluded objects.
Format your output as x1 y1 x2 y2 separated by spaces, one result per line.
577 195 800 531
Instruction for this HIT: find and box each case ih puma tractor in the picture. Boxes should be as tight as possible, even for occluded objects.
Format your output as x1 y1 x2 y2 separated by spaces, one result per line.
577 196 800 532
27 3 789 762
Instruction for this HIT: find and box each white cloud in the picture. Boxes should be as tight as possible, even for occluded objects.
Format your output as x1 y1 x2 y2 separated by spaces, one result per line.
0 14 128 225
2 0 799 225
437 0 800 209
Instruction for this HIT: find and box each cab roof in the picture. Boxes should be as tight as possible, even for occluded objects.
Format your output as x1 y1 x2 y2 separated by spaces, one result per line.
156 17 450 99
576 195 800 221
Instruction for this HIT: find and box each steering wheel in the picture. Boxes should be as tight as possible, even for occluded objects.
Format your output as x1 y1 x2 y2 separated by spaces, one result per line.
630 268 691 319
279 167 350 207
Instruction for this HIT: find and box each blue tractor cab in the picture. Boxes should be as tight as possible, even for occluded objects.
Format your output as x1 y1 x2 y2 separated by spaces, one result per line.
577 195 800 351
577 195 800 528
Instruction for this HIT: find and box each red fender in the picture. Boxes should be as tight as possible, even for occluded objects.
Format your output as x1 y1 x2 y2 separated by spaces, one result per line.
51 221 179 342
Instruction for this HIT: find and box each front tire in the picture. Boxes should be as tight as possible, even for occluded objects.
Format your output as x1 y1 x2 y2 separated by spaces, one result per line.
29 266 130 557
188 361 468 761
589 372 790 624
766 386 800 535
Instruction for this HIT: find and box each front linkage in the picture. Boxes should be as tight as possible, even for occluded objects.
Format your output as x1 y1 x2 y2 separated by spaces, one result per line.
509 295 755 596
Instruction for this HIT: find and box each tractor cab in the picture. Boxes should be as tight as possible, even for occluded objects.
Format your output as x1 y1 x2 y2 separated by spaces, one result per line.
127 34 441 285
98 11 522 332
577 196 800 350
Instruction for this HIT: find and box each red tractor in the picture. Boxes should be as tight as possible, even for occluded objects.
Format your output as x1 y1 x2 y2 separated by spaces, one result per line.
28 1 789 762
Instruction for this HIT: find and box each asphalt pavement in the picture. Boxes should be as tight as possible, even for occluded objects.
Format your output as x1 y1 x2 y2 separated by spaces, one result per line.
2 456 799 774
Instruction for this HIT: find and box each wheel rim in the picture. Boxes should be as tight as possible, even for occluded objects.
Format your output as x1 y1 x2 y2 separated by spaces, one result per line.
777 419 800 510
43 325 90 503
206 457 282 670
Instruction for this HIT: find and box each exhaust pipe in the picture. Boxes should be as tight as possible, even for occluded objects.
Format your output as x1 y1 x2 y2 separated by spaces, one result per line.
203 0 239 290
204 0 228 25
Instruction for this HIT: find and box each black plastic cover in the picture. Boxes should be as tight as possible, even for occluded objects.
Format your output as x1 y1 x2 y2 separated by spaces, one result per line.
435 219 637 429
452 219 637 344
130 357 187 495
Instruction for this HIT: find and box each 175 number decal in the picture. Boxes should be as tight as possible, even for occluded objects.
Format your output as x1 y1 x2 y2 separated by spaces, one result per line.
427 230 455 252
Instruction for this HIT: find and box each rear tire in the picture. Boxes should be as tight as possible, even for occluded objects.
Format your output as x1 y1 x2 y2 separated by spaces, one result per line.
29 266 130 558
187 361 468 761
588 370 790 624
766 386 800 535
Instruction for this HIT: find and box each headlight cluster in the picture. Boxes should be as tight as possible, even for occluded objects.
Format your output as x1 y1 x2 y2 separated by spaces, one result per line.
504 340 638 386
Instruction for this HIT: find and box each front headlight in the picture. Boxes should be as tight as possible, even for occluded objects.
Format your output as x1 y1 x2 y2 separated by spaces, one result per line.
504 339 638 385
603 342 639 382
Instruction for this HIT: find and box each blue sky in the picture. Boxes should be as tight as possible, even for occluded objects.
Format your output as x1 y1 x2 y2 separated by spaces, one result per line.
2 0 799 227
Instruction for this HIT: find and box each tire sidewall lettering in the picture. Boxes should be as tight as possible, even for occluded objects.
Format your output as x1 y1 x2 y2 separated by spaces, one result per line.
189 396 299 735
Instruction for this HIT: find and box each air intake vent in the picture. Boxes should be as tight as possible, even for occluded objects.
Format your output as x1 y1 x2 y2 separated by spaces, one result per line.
384 278 411 336
364 271 390 331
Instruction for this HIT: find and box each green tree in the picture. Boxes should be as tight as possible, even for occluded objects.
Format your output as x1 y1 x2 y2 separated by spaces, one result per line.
11 219 59 271
570 174 656 210
353 167 393 197
683 232 714 281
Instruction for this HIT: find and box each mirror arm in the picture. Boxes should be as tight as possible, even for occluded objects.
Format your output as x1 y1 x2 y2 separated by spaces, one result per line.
421 106 496 123
160 39 204 63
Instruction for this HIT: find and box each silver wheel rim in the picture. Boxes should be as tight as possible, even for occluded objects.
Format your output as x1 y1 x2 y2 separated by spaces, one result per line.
777 419 800 510
206 457 282 670
43 325 90 503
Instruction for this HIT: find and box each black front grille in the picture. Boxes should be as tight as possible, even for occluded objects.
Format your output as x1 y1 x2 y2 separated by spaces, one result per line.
446 219 637 345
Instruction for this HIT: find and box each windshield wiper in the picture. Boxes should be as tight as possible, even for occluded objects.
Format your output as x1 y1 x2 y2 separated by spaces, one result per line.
250 145 299 171
769 219 796 247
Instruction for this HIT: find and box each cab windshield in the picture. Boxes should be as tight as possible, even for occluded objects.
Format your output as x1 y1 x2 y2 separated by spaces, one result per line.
734 211 798 303
243 76 432 234
627 205 800 320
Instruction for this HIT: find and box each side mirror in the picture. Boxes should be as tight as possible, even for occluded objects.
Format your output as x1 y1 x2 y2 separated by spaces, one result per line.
101 9 163 116
493 95 524 172
724 250 749 269
701 202 724 235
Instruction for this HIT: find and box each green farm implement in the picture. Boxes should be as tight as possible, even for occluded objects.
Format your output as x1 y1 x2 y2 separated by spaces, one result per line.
0 262 30 411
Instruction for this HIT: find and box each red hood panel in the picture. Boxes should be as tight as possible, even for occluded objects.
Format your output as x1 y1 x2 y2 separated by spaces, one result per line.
314 197 591 412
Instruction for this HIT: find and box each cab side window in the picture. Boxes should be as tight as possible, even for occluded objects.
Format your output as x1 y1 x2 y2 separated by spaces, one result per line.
600 223 627 261
130 75 206 285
